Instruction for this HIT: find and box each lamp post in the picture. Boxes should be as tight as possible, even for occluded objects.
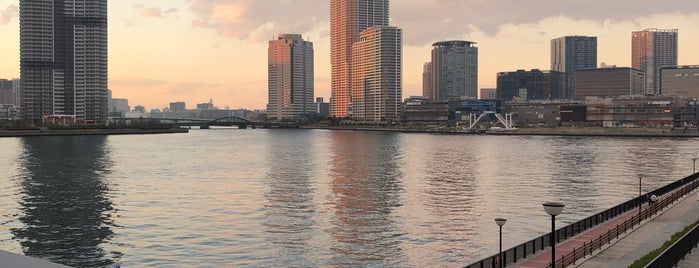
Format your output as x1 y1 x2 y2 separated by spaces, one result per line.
543 202 565 268
692 158 697 174
495 218 507 268
638 174 643 218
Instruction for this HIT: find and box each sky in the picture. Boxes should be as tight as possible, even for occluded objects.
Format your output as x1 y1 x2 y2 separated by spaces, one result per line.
1 0 699 111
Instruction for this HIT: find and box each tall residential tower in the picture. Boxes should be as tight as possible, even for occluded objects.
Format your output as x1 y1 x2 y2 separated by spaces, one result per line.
551 36 597 98
267 34 314 120
20 0 108 121
330 0 389 118
430 41 478 100
632 28 678 95
351 26 402 121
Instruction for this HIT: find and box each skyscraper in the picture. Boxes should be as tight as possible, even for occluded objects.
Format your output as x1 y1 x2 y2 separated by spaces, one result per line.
330 0 389 118
430 41 478 100
351 26 402 121
20 0 108 121
267 34 314 120
632 28 678 95
551 36 597 98
422 62 433 99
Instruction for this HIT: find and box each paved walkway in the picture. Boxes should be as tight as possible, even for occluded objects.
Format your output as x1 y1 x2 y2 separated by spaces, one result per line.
0 250 69 268
575 189 699 267
509 189 699 268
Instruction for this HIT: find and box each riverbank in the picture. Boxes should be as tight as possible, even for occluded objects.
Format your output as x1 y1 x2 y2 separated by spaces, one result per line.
487 127 699 137
0 127 188 137
303 125 699 137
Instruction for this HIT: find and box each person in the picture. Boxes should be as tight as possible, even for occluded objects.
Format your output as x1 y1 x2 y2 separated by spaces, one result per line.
696 191 699 202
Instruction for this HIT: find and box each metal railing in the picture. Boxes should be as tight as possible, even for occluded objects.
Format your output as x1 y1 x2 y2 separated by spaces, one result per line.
644 220 699 268
464 173 699 268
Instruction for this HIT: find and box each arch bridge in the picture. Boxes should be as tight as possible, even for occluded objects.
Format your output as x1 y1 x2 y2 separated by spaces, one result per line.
209 116 256 129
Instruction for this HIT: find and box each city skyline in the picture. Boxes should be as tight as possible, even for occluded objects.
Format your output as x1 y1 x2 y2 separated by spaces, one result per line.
2 1 699 111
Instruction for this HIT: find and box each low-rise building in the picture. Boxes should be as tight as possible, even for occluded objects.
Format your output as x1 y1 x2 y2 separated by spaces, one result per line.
574 67 645 97
584 96 677 127
497 69 566 101
661 65 699 98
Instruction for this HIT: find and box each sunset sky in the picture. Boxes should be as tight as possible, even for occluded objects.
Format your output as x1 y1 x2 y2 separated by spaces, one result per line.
1 0 699 111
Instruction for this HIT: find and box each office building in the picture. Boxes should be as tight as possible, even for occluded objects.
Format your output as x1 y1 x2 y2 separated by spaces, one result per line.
267 34 314 120
632 28 678 95
496 69 565 101
111 99 130 113
574 67 645 97
480 88 497 99
170 102 186 112
330 0 389 118
315 97 330 117
661 65 699 98
20 0 108 121
350 26 402 121
422 62 433 99
430 41 478 100
0 79 13 106
551 36 597 98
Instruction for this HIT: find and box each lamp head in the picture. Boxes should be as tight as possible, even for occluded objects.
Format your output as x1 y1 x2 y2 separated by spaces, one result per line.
495 218 507 226
543 202 565 216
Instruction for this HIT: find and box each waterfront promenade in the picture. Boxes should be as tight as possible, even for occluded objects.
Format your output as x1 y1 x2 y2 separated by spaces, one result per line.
509 187 699 267
0 250 69 268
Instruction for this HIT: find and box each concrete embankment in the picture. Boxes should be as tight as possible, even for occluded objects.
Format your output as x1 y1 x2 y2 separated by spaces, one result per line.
0 128 188 137
304 125 699 137
487 127 699 137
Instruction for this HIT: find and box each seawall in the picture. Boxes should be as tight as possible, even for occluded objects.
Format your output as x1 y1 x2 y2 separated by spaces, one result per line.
0 128 189 137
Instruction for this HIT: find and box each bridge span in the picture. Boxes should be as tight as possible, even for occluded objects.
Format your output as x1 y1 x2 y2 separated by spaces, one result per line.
121 117 300 129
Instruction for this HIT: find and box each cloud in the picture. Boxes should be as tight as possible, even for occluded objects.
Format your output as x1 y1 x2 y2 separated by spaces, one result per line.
186 0 699 46
391 0 699 45
1 4 18 25
187 0 325 42
126 4 178 26
137 5 178 18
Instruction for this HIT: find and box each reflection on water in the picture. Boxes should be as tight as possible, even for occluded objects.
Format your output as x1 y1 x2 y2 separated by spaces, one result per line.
262 130 319 267
1 130 698 267
328 131 405 266
12 136 119 267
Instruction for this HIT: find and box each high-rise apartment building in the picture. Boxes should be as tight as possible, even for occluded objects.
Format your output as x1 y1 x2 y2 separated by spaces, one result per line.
551 36 597 98
422 62 433 99
430 41 478 100
350 26 402 121
330 0 389 118
267 34 314 120
632 28 678 95
20 0 108 121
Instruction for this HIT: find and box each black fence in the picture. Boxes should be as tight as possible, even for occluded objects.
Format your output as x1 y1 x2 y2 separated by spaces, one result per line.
645 221 699 268
464 173 699 268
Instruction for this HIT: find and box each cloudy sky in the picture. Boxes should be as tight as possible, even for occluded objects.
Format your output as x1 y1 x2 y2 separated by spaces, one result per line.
1 0 699 110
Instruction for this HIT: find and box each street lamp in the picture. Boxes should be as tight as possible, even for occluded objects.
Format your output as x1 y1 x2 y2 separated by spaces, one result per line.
638 174 643 218
692 158 697 174
495 218 507 268
543 202 565 268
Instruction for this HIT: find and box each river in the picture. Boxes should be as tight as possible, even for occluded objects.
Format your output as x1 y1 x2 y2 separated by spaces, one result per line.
0 129 697 267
